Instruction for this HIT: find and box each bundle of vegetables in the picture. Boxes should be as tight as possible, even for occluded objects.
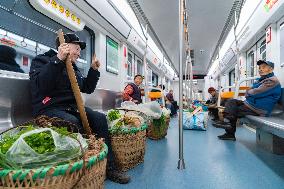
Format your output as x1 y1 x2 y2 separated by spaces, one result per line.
0 125 87 169
107 109 147 134
147 108 170 140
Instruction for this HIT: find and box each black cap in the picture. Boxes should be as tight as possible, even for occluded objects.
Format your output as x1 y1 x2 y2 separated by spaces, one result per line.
56 33 86 50
257 60 274 68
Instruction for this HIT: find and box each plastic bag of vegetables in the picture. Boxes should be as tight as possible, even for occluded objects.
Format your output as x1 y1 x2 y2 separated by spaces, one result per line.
107 109 144 134
0 126 87 169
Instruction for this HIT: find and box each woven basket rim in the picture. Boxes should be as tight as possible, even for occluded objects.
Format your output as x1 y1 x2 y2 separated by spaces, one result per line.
0 143 108 181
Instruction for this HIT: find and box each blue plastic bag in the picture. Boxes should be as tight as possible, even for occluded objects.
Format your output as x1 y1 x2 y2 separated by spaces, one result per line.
183 112 208 131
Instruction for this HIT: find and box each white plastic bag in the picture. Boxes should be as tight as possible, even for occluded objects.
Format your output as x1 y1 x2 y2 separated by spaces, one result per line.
6 128 88 168
120 101 162 119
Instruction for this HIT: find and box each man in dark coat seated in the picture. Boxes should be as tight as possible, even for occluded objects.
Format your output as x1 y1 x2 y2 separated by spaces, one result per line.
29 33 130 184
0 45 24 73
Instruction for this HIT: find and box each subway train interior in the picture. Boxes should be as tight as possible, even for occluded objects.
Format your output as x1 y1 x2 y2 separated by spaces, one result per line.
0 0 284 188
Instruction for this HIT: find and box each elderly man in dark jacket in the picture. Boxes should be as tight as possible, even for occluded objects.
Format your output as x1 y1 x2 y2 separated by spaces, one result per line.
214 60 281 141
29 33 130 184
0 45 24 73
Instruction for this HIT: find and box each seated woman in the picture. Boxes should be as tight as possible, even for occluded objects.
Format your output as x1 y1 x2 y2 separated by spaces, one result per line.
206 87 219 121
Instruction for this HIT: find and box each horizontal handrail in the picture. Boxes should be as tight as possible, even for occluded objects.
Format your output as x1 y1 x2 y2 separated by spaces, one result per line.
234 76 258 98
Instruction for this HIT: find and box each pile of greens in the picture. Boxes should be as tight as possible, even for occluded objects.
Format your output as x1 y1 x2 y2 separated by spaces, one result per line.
151 113 168 136
107 109 146 134
107 110 121 121
107 110 124 132
0 126 80 169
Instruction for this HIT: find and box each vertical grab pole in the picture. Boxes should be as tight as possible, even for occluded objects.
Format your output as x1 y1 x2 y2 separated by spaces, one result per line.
189 59 193 103
234 11 240 92
143 24 149 102
184 56 188 103
187 56 191 107
178 0 185 170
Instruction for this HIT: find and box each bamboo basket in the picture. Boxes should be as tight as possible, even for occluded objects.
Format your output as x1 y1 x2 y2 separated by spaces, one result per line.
110 124 147 172
147 116 170 140
0 116 108 189
0 144 108 189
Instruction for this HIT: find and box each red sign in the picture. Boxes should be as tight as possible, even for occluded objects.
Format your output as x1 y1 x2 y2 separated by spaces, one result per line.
153 57 158 64
266 26 272 43
123 46 127 57
22 56 29 66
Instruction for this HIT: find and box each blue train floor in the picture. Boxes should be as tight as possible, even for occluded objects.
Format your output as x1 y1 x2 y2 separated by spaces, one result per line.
105 117 284 189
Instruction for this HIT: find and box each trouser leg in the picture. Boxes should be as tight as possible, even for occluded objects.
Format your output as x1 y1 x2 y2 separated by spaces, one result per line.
208 107 219 120
84 107 115 166
223 99 259 135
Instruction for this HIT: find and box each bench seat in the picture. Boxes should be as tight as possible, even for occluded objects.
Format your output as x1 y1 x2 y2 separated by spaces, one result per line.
242 88 284 154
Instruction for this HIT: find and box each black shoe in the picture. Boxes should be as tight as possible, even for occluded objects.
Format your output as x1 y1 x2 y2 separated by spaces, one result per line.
212 122 231 129
107 169 131 184
218 133 236 141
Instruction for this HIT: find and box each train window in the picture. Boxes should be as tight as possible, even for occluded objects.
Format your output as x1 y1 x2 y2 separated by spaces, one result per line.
259 40 266 61
247 51 255 77
147 66 152 86
229 69 235 86
106 36 119 74
165 78 169 91
127 52 134 77
136 59 143 75
280 22 284 67
152 72 159 86
0 1 93 75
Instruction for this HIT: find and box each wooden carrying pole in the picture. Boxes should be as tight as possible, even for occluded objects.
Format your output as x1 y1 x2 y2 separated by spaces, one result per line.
57 29 92 135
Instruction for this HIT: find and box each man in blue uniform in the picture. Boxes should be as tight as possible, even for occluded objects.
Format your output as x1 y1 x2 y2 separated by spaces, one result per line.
214 60 281 141
29 33 130 184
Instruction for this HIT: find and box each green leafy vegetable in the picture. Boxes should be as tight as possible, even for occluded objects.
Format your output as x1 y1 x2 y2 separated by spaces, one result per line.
107 110 121 121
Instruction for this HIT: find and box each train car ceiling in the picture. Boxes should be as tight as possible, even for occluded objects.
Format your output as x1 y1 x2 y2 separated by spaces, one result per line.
128 0 240 75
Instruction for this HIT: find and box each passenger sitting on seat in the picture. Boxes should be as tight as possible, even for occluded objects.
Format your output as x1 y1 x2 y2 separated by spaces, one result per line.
214 60 281 141
0 45 24 73
122 74 144 104
205 87 219 121
29 33 130 184
166 89 178 116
